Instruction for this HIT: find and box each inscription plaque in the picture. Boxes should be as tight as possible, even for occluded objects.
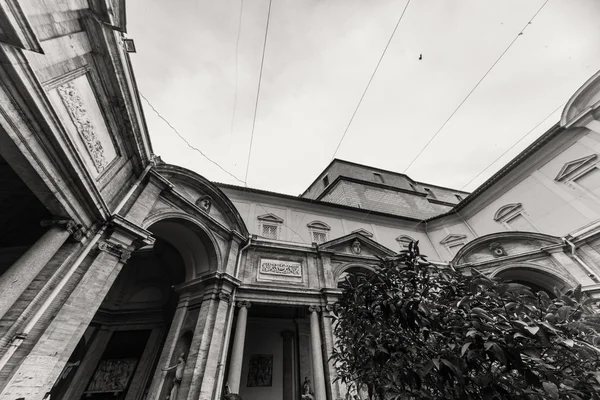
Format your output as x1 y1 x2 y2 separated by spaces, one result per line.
259 259 302 277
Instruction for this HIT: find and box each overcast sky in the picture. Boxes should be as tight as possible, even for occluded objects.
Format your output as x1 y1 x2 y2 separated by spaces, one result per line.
127 0 600 195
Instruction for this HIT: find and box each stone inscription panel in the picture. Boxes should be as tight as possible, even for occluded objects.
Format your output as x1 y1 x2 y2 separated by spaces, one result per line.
259 259 302 277
257 258 304 284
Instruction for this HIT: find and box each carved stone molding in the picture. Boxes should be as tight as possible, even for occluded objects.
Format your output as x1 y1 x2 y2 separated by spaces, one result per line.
237 301 251 309
308 305 321 313
40 219 84 241
98 241 131 262
57 81 108 172
195 195 212 213
219 292 231 303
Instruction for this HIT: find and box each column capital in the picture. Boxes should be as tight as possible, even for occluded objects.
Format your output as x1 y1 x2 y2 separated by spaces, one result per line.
40 219 84 241
308 305 321 313
219 292 231 303
98 241 132 262
237 301 251 309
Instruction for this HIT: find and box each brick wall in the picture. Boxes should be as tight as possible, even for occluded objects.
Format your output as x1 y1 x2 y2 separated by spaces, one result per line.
321 181 452 219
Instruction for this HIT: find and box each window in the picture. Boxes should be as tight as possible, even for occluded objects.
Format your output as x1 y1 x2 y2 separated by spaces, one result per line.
396 235 414 250
307 221 331 244
556 154 600 201
494 203 538 232
440 234 467 258
323 175 329 187
257 213 284 240
373 172 384 183
262 224 278 239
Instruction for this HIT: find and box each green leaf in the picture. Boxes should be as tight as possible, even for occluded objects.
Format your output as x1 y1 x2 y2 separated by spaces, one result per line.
525 325 540 335
461 342 472 357
542 381 559 399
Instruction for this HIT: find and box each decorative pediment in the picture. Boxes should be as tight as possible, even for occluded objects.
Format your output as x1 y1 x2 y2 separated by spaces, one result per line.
351 228 373 238
257 213 284 223
494 203 522 221
320 232 395 258
307 221 331 230
439 233 467 245
396 235 415 244
555 154 597 181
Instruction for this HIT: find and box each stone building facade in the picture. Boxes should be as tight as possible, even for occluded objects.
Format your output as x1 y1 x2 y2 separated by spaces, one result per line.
1 1 600 400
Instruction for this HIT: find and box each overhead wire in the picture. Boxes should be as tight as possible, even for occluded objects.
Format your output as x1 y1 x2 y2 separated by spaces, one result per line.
227 0 245 151
402 0 551 174
292 0 413 235
141 93 309 243
460 102 564 191
354 0 553 229
330 0 412 161
140 93 246 185
244 0 273 184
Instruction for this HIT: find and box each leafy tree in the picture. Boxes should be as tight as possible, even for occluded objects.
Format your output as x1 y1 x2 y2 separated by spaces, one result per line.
331 242 600 400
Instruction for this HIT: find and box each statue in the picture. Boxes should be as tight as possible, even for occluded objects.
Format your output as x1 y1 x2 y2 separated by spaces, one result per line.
302 377 314 400
162 353 185 400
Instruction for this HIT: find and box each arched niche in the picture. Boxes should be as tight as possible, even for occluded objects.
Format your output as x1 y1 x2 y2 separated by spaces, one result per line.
490 264 574 295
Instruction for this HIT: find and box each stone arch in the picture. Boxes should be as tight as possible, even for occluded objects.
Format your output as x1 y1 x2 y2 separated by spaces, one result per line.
154 164 248 238
489 262 576 294
143 211 221 280
453 231 562 265
334 263 377 288
561 69 600 128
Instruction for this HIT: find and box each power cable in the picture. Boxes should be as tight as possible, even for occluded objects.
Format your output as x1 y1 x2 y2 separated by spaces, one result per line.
140 93 246 185
292 0 413 235
141 94 307 243
460 102 564 191
403 0 551 174
227 0 245 151
244 0 273 184
330 0 412 161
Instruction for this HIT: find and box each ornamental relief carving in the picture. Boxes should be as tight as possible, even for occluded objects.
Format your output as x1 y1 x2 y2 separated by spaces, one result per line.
259 259 302 277
57 81 108 172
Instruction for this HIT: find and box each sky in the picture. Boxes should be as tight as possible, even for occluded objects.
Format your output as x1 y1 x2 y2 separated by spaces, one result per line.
126 0 600 195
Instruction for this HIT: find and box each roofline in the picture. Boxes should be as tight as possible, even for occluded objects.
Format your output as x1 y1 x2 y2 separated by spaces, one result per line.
426 122 563 222
300 158 470 197
216 182 426 223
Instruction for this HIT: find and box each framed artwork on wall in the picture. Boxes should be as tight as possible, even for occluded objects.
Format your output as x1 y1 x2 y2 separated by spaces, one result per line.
247 354 273 387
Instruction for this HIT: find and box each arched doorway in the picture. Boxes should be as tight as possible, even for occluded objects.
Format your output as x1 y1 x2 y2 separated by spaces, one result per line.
48 217 218 400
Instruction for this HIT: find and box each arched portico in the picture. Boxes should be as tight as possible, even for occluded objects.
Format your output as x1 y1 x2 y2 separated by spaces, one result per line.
46 215 227 400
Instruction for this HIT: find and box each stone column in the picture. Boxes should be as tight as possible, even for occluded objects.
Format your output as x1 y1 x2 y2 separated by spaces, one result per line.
145 294 190 400
282 330 295 400
0 239 129 400
309 306 327 400
0 220 81 319
227 301 251 394
321 306 342 400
